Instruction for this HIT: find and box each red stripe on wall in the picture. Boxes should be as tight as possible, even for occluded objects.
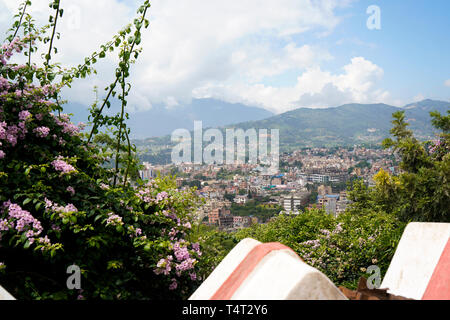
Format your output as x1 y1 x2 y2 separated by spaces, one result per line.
210 242 300 300
422 238 450 300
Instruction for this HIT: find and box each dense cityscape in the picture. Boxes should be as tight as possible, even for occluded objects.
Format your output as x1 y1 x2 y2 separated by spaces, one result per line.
139 146 399 231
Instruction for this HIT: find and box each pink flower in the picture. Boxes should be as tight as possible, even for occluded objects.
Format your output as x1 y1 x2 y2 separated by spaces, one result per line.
168 279 177 290
66 186 75 196
183 222 191 229
51 157 76 174
106 212 123 226
156 192 169 202
18 110 31 121
34 126 50 138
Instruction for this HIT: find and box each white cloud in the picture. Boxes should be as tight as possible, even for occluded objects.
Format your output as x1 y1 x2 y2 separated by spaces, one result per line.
445 79 450 87
0 0 391 114
194 57 390 113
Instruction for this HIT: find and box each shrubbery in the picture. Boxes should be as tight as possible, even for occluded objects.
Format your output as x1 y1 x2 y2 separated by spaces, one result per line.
235 208 405 289
0 0 206 300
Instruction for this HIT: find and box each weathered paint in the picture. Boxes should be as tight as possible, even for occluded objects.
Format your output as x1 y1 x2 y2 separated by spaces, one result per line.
189 238 260 300
381 222 450 300
211 242 296 300
422 238 450 300
190 238 347 300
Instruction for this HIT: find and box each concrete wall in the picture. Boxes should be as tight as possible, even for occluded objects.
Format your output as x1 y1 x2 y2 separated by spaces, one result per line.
190 238 347 300
0 285 15 300
381 222 450 300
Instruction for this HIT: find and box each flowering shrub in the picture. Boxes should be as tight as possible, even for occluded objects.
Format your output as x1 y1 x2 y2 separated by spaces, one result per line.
235 208 405 289
0 0 206 300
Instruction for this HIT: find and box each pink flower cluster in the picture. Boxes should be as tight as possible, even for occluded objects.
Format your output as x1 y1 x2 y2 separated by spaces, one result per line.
51 114 82 136
135 188 153 203
44 198 78 218
106 212 123 226
66 186 75 196
0 77 10 91
33 126 50 138
429 139 442 154
169 279 177 290
0 120 27 147
175 257 196 275
0 37 25 65
153 239 200 288
156 191 168 203
18 110 31 121
174 242 190 261
135 184 170 204
155 255 173 275
301 239 321 250
1 201 43 245
51 156 76 174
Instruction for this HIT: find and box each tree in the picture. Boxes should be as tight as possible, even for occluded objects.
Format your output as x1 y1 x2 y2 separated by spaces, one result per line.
348 110 449 222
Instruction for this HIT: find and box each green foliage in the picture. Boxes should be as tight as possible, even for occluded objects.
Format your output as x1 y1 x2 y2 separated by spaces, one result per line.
375 110 450 222
0 0 208 301
188 224 238 282
234 209 405 289
230 201 282 223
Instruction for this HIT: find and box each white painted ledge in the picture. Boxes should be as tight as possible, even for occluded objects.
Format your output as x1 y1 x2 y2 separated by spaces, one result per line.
190 238 347 300
0 285 15 300
381 222 450 300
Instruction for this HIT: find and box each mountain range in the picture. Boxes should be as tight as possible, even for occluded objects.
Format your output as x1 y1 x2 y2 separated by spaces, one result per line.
62 98 273 138
225 99 450 150
134 99 449 151
63 98 449 158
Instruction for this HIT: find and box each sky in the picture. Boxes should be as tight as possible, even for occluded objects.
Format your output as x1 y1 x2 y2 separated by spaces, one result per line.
0 0 449 114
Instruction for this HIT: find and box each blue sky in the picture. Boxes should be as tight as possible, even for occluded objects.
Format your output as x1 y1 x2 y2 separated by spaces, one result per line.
263 0 450 104
1 0 449 113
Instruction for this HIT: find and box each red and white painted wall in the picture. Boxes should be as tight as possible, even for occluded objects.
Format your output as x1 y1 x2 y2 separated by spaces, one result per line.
190 222 449 300
189 238 347 300
381 222 450 300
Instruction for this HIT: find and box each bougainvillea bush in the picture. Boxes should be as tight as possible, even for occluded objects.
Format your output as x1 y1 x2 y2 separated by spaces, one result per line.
0 1 205 300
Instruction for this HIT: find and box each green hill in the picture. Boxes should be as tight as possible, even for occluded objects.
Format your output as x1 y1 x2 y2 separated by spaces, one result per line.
134 99 450 163
226 99 449 150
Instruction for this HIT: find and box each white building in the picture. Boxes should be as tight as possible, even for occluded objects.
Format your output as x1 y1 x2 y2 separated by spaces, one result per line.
139 162 156 181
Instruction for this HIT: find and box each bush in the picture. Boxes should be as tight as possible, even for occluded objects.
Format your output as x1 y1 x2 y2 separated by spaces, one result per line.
188 224 238 283
0 0 205 300
235 209 405 289
347 110 450 222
